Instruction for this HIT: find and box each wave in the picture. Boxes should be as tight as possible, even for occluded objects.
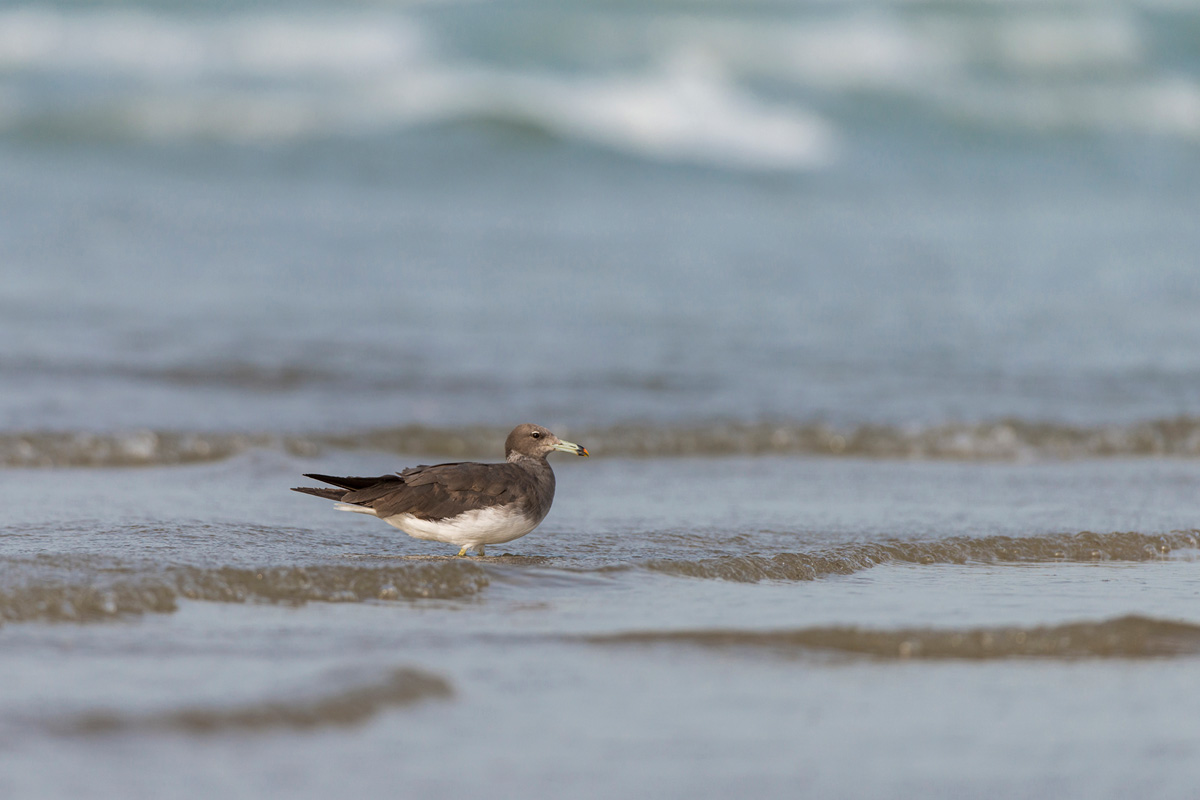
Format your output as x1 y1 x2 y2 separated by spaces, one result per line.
7 4 1199 165
7 67 836 171
0 560 489 623
62 667 452 735
584 615 1200 660
637 531 1200 583
647 11 1200 140
550 418 1200 460
0 430 272 467
0 8 835 170
1 531 1195 625
172 561 490 603
7 418 1200 467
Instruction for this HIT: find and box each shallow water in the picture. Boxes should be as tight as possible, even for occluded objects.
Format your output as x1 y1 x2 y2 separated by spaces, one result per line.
4 0 1200 796
2 454 1200 798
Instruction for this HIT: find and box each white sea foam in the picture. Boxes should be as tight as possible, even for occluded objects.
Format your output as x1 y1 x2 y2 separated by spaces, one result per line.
647 14 950 91
454 57 838 169
940 77 1200 139
0 8 427 76
988 14 1142 72
630 9 1143 89
57 62 835 168
0 3 1195 157
0 7 838 168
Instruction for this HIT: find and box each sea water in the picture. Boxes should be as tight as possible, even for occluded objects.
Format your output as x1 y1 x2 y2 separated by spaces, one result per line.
2 1 1200 797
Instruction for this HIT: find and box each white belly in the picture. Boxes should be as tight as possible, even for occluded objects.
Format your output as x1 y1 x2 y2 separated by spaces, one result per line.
379 505 544 547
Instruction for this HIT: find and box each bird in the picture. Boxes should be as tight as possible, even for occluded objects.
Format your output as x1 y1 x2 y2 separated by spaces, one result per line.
292 423 589 556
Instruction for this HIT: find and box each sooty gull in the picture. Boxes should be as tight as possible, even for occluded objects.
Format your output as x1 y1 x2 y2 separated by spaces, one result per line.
292 423 588 556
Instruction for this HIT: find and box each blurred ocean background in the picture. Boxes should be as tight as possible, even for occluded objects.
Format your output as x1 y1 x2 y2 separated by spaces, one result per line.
3 0 1200 446
3 1 1200 798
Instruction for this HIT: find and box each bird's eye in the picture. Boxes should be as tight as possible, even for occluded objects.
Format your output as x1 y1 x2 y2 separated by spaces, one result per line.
530 431 541 439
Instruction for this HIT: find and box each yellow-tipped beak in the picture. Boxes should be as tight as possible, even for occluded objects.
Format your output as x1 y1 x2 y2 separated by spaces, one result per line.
553 439 589 457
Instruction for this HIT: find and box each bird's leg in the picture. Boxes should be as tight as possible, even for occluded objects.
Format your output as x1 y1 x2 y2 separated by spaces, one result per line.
456 545 469 557
476 545 486 557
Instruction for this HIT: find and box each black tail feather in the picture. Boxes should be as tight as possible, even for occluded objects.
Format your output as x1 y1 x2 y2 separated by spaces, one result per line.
302 473 393 491
291 486 348 502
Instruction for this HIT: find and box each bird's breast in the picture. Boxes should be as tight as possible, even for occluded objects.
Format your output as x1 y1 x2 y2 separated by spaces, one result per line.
383 505 544 546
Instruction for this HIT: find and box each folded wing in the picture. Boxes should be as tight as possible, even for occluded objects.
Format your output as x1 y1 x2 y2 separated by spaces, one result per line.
297 464 538 521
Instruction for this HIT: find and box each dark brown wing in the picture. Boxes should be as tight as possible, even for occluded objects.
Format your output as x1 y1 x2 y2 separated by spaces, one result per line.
363 462 538 520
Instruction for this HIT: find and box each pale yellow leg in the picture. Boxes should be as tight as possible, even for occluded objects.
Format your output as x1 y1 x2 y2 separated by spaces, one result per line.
456 545 468 557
